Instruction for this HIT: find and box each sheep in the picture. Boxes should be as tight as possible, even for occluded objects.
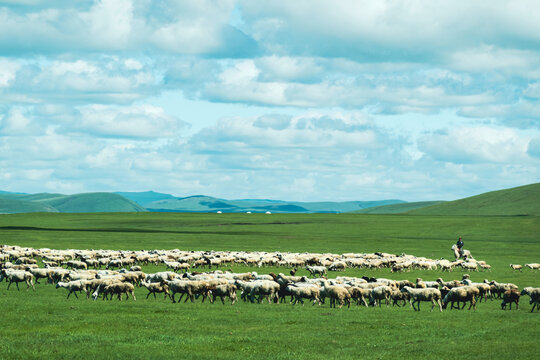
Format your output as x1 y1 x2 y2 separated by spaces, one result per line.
286 284 320 306
442 286 479 310
29 268 54 284
102 282 137 301
56 280 89 299
328 261 347 271
166 280 190 303
461 279 491 302
129 265 142 272
322 280 350 308
348 286 370 307
246 280 280 304
212 284 238 305
415 278 439 289
0 269 35 290
460 262 478 272
305 265 327 277
400 286 442 312
501 289 520 310
369 285 392 307
510 264 522 271
185 280 216 303
487 280 518 299
436 278 461 289
525 263 540 271
389 288 410 307
64 260 88 270
120 271 145 286
520 287 540 312
141 281 170 300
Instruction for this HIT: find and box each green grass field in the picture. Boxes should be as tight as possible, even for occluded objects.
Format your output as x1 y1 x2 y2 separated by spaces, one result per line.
1 212 539 359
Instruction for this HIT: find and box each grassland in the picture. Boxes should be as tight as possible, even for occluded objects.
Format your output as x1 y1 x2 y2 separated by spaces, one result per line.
0 212 539 359
409 182 540 216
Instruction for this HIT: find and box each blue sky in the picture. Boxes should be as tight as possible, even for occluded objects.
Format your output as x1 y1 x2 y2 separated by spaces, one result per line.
0 0 539 201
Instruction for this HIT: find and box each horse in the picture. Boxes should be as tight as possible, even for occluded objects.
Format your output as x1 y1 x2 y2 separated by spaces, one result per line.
451 244 471 260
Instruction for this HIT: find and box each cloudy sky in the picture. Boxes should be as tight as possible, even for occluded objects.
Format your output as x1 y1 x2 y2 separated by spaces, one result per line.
1 0 539 201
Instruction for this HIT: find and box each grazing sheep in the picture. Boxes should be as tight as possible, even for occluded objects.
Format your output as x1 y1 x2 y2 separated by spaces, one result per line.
348 286 370 307
103 282 137 301
461 279 491 302
369 285 392 307
185 280 216 303
305 265 327 277
245 280 280 304
141 281 170 300
400 286 442 312
442 286 479 310
510 264 523 271
323 280 351 308
0 269 35 291
29 268 53 284
328 261 347 272
501 289 520 310
436 278 462 289
56 280 89 299
520 287 540 312
525 263 540 271
286 284 320 305
389 288 410 307
487 280 518 299
212 284 238 305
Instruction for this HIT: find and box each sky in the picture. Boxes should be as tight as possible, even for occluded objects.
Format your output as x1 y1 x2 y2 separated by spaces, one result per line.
1 0 539 202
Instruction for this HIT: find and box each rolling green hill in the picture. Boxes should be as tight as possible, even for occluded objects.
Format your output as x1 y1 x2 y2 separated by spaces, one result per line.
0 198 58 214
407 183 540 216
0 192 146 213
115 191 175 207
353 201 445 214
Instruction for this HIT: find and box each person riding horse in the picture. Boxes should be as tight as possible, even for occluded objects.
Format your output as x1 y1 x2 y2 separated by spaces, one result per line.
456 236 464 256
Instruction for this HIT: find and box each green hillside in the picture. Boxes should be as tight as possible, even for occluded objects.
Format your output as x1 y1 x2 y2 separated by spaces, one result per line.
353 201 445 214
408 183 540 216
115 191 175 207
42 193 147 213
0 192 146 213
0 198 58 214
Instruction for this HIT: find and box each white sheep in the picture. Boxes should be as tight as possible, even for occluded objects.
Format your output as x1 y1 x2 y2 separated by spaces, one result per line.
369 285 392 307
525 263 540 271
322 280 350 308
401 286 442 312
520 287 540 312
305 265 327 277
286 284 320 305
442 286 479 310
0 269 35 290
56 280 89 299
509 264 522 271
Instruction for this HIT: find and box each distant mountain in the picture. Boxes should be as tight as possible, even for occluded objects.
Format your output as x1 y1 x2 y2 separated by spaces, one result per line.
144 195 405 213
353 201 446 214
115 191 175 207
407 183 540 216
0 192 146 214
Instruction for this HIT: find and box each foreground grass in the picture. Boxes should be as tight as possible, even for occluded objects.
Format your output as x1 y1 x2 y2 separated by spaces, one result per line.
0 212 539 359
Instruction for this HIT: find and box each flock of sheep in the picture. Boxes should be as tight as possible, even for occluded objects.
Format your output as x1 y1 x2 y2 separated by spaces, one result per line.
1 244 539 312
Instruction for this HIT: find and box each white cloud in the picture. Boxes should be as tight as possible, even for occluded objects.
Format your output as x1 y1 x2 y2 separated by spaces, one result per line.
77 104 189 138
0 58 20 87
418 126 531 164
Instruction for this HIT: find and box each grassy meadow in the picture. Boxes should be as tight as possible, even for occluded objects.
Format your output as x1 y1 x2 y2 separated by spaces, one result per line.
0 212 539 359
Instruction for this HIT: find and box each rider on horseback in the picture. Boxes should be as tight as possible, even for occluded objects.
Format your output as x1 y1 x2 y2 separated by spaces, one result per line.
456 236 464 257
